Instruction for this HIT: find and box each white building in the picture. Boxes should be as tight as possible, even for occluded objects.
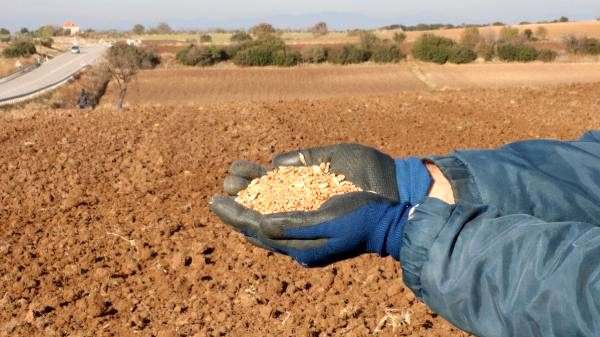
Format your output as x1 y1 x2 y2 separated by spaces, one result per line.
63 21 80 35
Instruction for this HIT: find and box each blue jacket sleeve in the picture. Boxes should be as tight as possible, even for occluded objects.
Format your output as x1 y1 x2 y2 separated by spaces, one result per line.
401 197 600 337
578 130 600 143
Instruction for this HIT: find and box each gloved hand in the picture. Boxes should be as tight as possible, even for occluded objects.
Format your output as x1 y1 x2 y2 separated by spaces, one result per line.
209 144 432 267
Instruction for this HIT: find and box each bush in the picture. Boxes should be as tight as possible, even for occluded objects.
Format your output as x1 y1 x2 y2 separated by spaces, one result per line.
499 26 519 43
40 37 53 48
2 39 36 58
460 27 481 49
558 16 569 22
140 49 161 69
199 34 212 43
272 49 302 66
230 31 252 43
475 40 496 61
330 44 371 64
523 29 534 41
497 44 538 62
249 23 276 37
535 26 548 40
412 34 455 64
302 46 329 63
310 22 328 36
537 48 558 62
370 43 403 63
176 44 225 66
393 32 406 43
358 31 379 49
233 36 300 66
448 45 477 64
564 36 600 55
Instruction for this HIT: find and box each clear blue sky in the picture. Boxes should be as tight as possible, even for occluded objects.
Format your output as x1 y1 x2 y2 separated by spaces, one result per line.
2 0 600 31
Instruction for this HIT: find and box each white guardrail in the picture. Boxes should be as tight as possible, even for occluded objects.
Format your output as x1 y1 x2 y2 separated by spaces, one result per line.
0 65 91 107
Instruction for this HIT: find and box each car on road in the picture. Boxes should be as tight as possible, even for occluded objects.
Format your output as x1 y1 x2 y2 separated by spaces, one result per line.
70 45 81 54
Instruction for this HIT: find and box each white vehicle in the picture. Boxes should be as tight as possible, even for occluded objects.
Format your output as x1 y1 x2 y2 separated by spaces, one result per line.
70 45 81 54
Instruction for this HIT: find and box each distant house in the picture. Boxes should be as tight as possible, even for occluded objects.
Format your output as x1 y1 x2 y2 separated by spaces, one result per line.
63 21 80 35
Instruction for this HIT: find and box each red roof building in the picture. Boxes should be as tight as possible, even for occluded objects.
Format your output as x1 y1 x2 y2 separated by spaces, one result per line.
62 21 80 35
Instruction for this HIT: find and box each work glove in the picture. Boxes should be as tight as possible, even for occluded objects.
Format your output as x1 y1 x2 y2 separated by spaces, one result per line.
209 144 432 267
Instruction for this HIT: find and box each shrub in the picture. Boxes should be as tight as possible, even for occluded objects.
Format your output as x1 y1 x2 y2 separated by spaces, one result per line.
40 37 53 48
2 39 36 58
370 43 403 63
537 48 558 62
475 39 496 61
140 49 161 69
460 27 481 49
499 26 519 42
176 44 225 66
249 23 276 37
497 44 538 62
558 16 569 22
535 26 548 40
448 45 477 64
358 31 379 49
310 22 328 36
393 32 406 43
230 31 252 43
330 44 371 64
272 49 302 66
302 46 329 63
233 36 300 66
132 24 145 35
411 34 456 64
523 29 534 41
564 35 600 55
199 34 212 43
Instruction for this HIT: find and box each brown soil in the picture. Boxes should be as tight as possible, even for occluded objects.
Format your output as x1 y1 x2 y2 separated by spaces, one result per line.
1 82 600 336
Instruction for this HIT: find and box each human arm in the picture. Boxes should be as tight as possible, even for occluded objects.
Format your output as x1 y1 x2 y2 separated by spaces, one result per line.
402 197 600 337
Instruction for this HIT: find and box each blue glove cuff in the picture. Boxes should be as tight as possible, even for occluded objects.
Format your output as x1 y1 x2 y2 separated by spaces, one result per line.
395 157 432 205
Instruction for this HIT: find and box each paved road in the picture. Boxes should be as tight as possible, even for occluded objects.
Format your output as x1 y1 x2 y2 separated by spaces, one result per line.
0 45 108 102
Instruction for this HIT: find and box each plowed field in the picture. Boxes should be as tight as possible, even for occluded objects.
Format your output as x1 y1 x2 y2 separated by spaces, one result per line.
1 79 600 336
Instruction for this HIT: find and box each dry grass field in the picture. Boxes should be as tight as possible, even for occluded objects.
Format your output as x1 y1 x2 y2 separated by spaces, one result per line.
384 20 600 43
100 62 600 106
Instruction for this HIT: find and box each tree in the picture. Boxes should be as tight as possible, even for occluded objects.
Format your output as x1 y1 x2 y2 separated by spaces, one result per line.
156 22 172 34
558 16 569 22
132 24 145 35
105 43 146 109
20 27 29 34
249 23 275 37
0 28 10 35
393 32 406 43
535 26 548 40
310 21 328 36
460 26 481 49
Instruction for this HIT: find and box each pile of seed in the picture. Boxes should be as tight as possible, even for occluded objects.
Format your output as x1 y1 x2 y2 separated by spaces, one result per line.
236 163 362 214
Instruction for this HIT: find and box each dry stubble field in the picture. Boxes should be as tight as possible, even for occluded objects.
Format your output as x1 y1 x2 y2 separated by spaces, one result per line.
1 62 600 337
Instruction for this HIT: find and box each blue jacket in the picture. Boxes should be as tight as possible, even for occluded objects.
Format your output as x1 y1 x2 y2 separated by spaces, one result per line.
400 131 600 337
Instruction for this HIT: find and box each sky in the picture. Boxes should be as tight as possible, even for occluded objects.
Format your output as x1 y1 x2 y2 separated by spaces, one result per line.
2 0 600 31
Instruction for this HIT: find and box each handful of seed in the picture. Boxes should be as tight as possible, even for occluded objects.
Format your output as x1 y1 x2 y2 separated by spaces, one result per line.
236 163 362 214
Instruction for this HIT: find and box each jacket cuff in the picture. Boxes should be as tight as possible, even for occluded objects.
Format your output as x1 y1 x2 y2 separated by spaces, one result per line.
400 197 453 299
426 155 483 205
